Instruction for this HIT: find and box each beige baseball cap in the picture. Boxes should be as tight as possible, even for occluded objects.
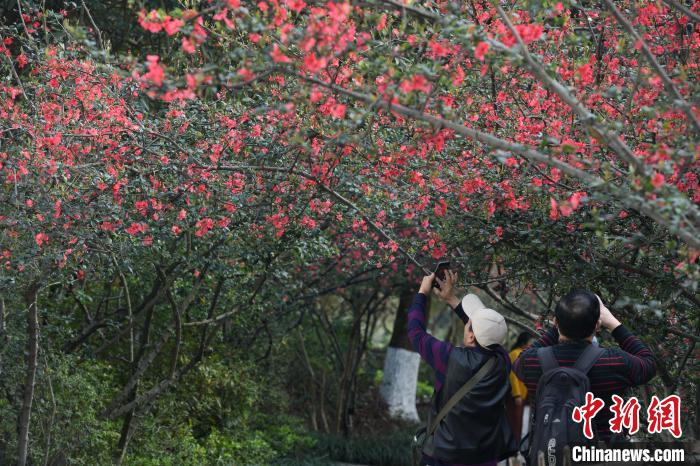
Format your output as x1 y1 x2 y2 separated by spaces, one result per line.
460 294 507 347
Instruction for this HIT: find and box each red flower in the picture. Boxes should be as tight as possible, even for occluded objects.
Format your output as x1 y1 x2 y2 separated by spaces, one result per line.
377 13 387 31
434 199 447 217
549 198 559 220
195 218 215 237
486 200 496 218
330 103 346 119
285 0 306 13
400 74 431 94
100 221 118 232
182 37 196 54
270 44 292 63
431 242 446 260
35 233 49 247
53 200 62 218
576 63 594 85
303 53 326 74
126 223 147 235
163 17 184 36
238 67 255 81
651 172 665 189
452 66 465 86
474 42 489 62
560 203 573 217
144 55 165 86
515 24 544 44
569 191 586 209
218 217 231 228
266 212 289 237
138 9 163 33
301 216 317 229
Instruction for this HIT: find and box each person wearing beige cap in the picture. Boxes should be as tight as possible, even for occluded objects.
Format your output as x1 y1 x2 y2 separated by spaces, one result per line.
408 270 516 466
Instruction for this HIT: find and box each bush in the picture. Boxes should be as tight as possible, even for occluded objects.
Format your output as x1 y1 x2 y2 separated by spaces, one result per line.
288 431 413 466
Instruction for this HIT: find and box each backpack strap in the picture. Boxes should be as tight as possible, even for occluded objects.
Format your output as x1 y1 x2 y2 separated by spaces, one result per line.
573 344 605 374
537 346 559 373
427 356 496 439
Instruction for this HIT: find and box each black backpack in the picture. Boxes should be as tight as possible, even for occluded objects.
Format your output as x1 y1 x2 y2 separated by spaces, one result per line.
529 344 604 466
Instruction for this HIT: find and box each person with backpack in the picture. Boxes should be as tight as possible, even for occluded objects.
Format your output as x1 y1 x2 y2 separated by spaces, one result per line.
409 270 517 466
513 289 656 465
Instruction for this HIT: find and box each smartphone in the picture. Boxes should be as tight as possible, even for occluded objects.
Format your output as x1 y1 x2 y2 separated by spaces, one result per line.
432 261 450 289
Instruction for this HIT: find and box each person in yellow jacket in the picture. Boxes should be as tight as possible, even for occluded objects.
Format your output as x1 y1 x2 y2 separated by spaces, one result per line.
506 332 534 444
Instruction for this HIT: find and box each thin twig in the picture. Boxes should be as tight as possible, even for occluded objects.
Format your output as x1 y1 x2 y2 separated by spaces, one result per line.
0 50 37 113
81 0 105 51
660 0 700 22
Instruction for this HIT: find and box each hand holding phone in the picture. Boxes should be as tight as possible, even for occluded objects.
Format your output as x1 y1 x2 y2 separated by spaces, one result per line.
428 264 460 307
432 261 450 289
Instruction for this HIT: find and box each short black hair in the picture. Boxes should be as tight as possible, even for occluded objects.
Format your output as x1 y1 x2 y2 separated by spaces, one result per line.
511 331 534 351
555 289 600 339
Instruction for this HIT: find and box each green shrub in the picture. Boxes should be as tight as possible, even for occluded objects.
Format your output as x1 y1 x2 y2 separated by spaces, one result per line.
298 431 413 466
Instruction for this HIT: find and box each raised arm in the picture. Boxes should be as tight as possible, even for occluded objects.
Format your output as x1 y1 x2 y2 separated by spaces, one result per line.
451 302 469 325
407 275 453 391
609 325 656 385
434 269 468 325
598 297 656 385
528 326 560 349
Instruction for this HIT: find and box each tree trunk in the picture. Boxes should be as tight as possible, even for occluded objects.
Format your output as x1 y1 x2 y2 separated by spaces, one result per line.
114 402 135 465
379 286 423 423
18 283 40 466
335 302 364 435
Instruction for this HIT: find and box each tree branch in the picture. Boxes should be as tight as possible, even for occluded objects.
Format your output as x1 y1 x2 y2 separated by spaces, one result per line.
660 0 700 23
284 72 700 249
489 0 647 176
602 0 700 135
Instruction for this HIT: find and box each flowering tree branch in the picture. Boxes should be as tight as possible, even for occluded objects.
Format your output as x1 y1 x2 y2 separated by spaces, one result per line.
602 0 700 135
284 72 700 249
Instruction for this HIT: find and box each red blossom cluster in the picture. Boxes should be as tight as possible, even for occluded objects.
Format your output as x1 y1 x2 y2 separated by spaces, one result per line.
1 0 698 282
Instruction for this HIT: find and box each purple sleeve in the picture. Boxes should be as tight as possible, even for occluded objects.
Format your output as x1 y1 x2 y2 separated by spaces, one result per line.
408 293 452 391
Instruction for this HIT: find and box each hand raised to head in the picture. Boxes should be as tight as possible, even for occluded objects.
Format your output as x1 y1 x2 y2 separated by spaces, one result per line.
596 294 621 331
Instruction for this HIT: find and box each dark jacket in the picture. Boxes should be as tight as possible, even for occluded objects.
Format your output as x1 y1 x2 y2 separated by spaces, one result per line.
408 293 516 465
423 345 517 464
